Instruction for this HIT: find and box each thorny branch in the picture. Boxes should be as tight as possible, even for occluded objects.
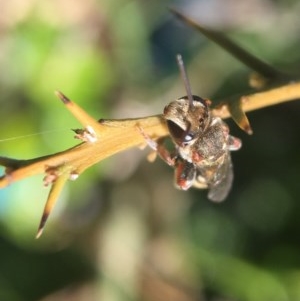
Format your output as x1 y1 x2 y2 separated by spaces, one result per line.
1 10 300 237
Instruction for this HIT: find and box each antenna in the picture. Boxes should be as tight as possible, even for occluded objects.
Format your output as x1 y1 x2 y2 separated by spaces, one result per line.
176 54 194 108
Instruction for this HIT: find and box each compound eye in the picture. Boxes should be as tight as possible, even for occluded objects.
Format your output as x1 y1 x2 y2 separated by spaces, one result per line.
167 120 185 142
167 120 194 145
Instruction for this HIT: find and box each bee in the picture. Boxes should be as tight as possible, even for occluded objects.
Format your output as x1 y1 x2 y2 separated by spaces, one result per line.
141 54 241 202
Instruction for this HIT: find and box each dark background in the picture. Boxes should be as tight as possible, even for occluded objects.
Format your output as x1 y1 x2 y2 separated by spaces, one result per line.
1 0 300 300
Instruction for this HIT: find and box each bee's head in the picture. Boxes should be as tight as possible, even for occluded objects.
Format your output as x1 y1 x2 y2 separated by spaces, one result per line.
164 95 211 146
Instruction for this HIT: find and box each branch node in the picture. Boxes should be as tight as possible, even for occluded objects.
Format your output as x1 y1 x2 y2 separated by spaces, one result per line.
73 126 97 143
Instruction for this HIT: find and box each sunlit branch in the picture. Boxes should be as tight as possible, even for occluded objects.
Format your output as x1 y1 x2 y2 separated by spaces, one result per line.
0 81 299 237
212 81 300 133
1 9 300 236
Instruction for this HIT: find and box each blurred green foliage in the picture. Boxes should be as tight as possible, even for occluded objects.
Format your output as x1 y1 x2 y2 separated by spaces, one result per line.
1 0 300 300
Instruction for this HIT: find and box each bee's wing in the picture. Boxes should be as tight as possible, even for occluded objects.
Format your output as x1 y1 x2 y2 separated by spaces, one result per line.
207 154 234 202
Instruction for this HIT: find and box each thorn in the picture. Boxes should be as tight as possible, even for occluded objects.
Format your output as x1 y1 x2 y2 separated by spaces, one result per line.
36 214 48 239
228 101 253 135
36 229 43 239
243 124 253 135
54 91 102 136
36 172 69 238
0 175 10 189
170 7 285 81
55 90 71 104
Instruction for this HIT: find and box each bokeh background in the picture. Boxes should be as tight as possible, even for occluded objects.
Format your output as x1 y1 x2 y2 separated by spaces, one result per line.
1 0 300 300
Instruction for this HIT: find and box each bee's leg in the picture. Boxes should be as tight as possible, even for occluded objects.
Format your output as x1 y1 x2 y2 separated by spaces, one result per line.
174 160 196 190
193 170 209 189
228 135 242 151
193 172 208 189
156 139 177 166
222 121 242 151
138 126 175 166
220 122 242 151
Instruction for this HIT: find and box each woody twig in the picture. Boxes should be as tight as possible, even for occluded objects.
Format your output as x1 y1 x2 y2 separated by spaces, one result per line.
1 9 300 236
